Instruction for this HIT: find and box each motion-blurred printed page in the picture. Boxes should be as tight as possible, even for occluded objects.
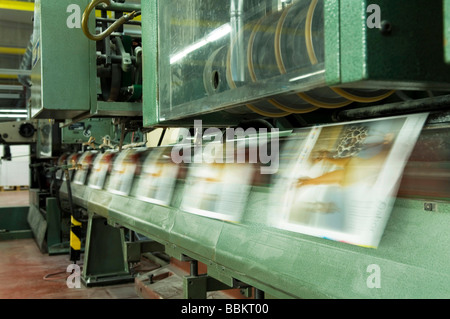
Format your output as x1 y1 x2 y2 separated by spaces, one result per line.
269 113 428 248
108 149 146 196
73 151 98 186
180 143 256 223
135 147 181 206
88 150 117 190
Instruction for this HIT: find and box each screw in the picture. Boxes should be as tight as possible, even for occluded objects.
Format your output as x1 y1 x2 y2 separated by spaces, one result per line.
380 20 392 35
424 202 436 212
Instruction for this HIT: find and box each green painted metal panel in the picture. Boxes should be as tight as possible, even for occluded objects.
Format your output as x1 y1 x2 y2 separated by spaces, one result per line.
90 101 142 118
27 204 47 252
0 206 30 231
445 0 450 64
215 192 450 299
324 0 341 85
142 0 159 127
31 0 92 120
66 173 450 298
61 118 116 145
340 0 450 88
0 206 32 241
46 198 61 249
141 0 450 126
339 0 367 84
82 214 132 286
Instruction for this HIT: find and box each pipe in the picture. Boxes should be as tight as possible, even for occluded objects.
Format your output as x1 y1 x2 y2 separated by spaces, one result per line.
96 17 141 26
0 0 34 12
97 1 141 12
0 47 26 55
82 0 141 41
0 69 31 76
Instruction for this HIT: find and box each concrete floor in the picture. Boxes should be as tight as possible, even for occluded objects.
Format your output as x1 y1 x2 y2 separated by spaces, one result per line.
0 191 244 300
0 190 29 208
0 190 141 299
0 238 140 299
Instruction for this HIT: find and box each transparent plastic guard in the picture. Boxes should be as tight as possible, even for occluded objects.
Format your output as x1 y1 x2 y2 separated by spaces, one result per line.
158 0 327 120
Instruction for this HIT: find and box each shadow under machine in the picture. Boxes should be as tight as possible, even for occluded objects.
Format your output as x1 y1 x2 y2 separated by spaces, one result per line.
23 0 450 298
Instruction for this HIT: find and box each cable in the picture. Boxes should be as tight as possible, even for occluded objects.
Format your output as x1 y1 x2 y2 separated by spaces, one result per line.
43 271 69 282
43 264 84 282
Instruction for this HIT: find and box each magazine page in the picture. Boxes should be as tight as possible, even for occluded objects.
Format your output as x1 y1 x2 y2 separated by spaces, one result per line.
107 148 146 196
269 113 428 248
63 153 81 181
55 153 69 180
135 147 181 206
87 150 117 190
73 151 99 185
180 143 256 223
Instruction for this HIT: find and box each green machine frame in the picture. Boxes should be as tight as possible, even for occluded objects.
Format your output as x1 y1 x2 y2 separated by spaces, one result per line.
142 0 450 127
27 189 69 255
61 118 116 145
445 0 450 64
0 207 33 241
61 172 450 299
30 0 142 122
58 132 450 298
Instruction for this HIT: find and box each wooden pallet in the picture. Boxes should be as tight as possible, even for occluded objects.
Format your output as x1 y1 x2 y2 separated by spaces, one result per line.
0 186 29 192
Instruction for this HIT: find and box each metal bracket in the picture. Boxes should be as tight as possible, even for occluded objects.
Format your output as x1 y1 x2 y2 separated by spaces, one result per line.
183 274 232 299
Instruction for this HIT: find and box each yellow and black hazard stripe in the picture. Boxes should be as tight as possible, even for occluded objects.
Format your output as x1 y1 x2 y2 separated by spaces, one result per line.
70 216 82 262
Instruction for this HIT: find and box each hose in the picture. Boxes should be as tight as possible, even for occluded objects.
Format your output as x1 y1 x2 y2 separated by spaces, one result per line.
81 0 141 41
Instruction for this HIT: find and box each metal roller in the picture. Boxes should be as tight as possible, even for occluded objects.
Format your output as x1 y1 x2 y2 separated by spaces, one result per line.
204 0 395 118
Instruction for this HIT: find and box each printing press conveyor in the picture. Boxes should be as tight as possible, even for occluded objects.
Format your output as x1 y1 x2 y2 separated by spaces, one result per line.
58 113 450 299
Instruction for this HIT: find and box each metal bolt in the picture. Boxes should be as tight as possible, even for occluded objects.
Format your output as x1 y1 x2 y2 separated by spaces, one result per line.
380 20 392 35
424 202 436 212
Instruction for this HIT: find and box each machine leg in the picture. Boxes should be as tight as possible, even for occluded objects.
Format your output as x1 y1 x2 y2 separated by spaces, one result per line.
81 213 133 287
183 266 233 299
46 197 69 255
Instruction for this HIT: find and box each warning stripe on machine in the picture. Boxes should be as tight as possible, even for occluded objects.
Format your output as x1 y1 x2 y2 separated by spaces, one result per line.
70 216 82 251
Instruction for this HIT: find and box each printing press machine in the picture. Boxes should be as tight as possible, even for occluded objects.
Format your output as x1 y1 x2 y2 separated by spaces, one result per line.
3 0 450 299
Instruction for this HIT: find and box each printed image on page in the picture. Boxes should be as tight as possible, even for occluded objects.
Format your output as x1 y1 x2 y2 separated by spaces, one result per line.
108 149 145 196
88 150 117 190
135 147 180 206
181 145 255 223
73 151 98 186
270 113 428 248
63 153 81 181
